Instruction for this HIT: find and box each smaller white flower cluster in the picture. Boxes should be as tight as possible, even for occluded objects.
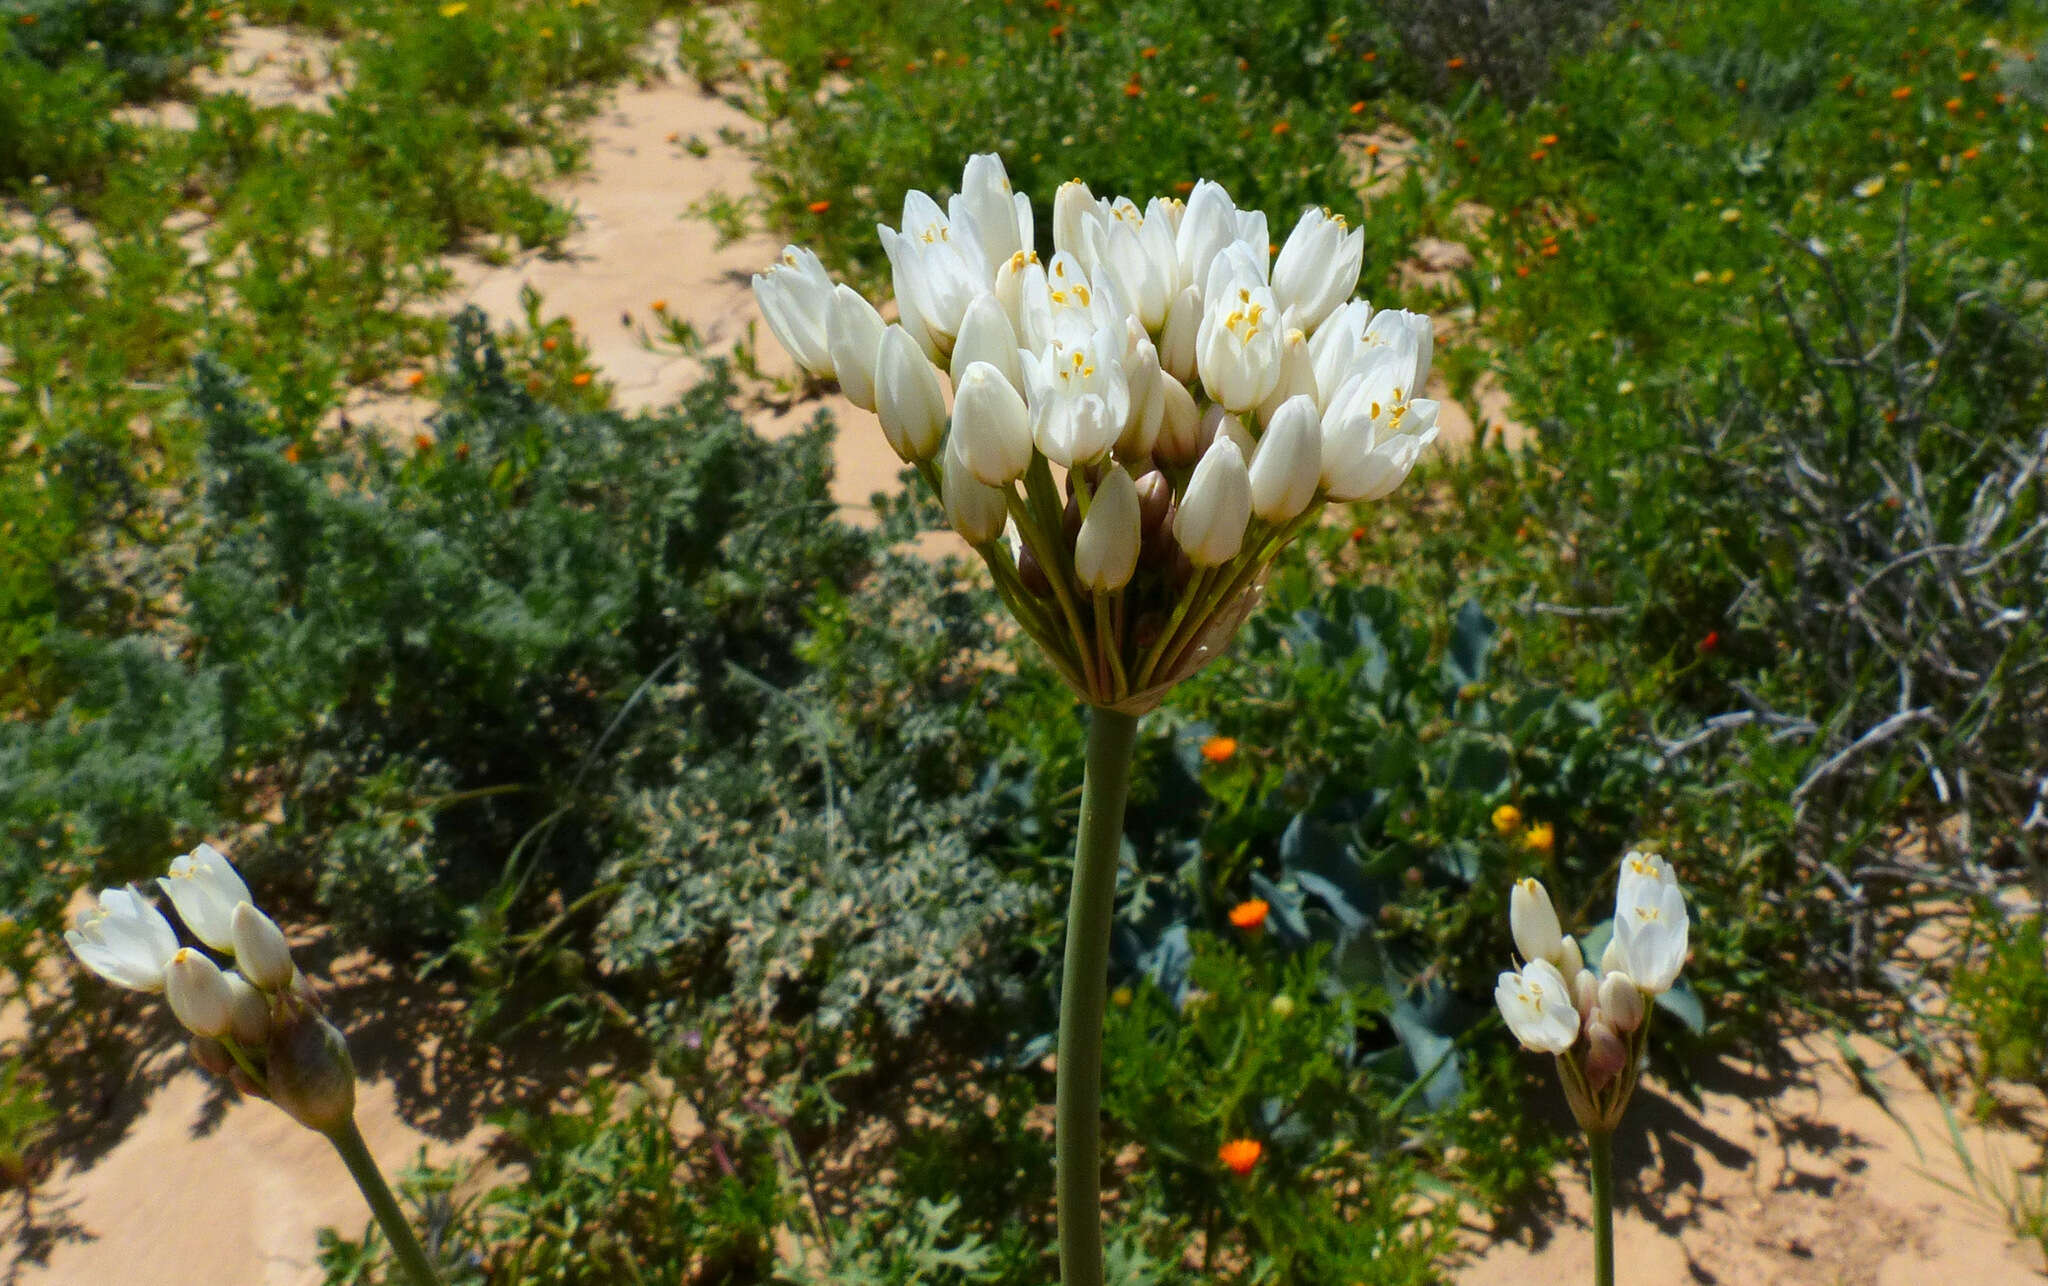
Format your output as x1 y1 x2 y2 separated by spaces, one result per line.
751 154 1440 712
67 844 354 1132
1494 853 1690 1131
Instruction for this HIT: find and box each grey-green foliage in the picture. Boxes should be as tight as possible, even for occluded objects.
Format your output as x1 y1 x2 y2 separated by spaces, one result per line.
601 553 1049 1038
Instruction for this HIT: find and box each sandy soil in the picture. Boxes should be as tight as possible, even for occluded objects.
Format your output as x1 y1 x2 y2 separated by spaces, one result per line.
13 20 2041 1286
1458 1032 2046 1283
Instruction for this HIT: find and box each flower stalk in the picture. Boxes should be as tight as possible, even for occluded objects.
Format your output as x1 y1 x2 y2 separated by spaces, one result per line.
328 1117 445 1286
1055 707 1140 1286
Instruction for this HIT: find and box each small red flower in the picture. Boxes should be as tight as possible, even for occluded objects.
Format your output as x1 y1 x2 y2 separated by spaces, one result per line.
807 199 832 214
1698 630 1720 653
1228 899 1270 932
1201 735 1238 764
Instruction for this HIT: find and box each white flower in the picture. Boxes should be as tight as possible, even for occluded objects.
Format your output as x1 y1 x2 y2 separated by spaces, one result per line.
1613 861 1689 994
750 245 836 379
1086 202 1175 332
879 189 991 357
1247 395 1322 522
1272 207 1364 334
1075 465 1142 593
1308 298 1373 406
1022 327 1129 467
1196 276 1283 415
1360 307 1434 396
1174 179 1241 294
160 842 251 953
1319 353 1440 502
1174 436 1252 566
1495 958 1580 1054
1509 876 1565 969
826 284 886 412
951 361 1034 485
1053 179 1111 269
942 434 1008 545
875 324 948 463
958 152 1031 268
1616 850 1676 910
231 901 296 993
164 947 235 1039
65 886 179 992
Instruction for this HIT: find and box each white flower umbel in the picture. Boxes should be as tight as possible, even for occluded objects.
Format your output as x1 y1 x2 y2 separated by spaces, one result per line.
747 154 1442 713
65 887 179 992
1496 959 1580 1054
1498 858 1692 1286
160 842 252 952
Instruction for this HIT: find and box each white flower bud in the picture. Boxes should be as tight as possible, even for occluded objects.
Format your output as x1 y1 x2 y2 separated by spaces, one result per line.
1053 179 1106 267
1598 971 1645 1033
1153 370 1205 465
1174 179 1239 295
231 901 295 993
1203 403 1255 459
875 324 948 462
951 361 1033 485
1558 934 1585 979
1575 967 1600 1021
1509 877 1565 967
223 971 272 1046
1075 466 1141 593
65 886 179 992
942 435 1008 545
826 285 886 412
750 245 836 378
1158 284 1203 384
160 842 252 953
1586 1018 1627 1088
1173 437 1252 567
1248 395 1322 522
959 152 1024 265
1600 936 1627 977
165 948 235 1040
1115 332 1165 462
950 292 1025 396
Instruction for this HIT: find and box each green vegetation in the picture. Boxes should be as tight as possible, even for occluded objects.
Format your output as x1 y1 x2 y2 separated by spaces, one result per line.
7 0 2048 1280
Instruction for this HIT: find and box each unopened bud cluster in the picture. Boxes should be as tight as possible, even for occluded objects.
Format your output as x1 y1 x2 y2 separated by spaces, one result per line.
65 843 356 1134
1494 852 1690 1132
753 153 1440 711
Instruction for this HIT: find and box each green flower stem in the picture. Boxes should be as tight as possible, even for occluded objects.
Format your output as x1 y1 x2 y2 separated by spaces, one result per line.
1057 706 1141 1286
326 1116 444 1286
1588 1128 1615 1286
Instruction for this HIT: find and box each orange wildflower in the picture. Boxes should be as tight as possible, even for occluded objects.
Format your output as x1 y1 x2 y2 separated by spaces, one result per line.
542 336 558 351
1364 141 1380 155
1048 24 1065 39
808 199 832 214
1201 735 1238 764
1446 57 1466 69
1515 264 1531 278
283 443 302 464
1271 120 1292 136
1961 146 1979 160
651 299 668 313
1891 85 1913 100
413 434 435 454
1125 80 1142 97
1350 101 1367 115
405 371 426 389
1540 133 1559 145
1945 97 1962 112
1349 524 1367 542
1362 50 1378 62
1523 822 1555 854
1228 899 1269 932
1491 804 1523 835
1961 70 1977 82
1141 45 1159 59
1529 148 1548 161
572 371 593 388
1218 1139 1263 1174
